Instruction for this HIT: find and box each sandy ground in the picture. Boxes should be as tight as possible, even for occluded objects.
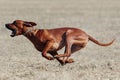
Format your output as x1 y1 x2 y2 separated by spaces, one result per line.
0 0 120 80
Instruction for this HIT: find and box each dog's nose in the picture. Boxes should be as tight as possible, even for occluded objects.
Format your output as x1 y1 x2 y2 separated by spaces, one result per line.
5 24 8 26
5 24 9 28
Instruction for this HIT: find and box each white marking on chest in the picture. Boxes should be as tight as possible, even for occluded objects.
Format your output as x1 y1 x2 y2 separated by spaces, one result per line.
53 42 59 49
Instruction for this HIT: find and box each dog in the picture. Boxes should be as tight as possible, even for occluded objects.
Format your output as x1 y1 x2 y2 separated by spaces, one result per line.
5 20 115 65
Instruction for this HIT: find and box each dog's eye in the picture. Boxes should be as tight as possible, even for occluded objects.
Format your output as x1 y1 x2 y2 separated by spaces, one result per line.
13 21 16 24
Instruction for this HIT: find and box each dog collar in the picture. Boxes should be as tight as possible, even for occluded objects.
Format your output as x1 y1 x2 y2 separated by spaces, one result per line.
23 28 35 36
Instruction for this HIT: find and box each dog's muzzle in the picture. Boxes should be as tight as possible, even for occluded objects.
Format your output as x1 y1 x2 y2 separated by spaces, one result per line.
5 24 16 37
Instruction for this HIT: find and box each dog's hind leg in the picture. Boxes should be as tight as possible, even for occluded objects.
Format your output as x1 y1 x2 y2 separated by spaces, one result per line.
54 30 75 64
55 30 73 58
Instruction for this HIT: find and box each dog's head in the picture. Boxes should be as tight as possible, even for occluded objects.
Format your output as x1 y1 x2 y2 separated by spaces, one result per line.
5 20 37 37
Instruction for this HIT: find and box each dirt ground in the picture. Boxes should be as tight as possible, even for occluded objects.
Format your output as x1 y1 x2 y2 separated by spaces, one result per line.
0 0 120 80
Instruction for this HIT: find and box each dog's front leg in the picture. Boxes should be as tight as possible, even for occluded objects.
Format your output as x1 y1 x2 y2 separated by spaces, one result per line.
42 40 54 60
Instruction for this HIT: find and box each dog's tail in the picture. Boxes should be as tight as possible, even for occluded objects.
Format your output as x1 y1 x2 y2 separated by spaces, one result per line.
88 35 115 46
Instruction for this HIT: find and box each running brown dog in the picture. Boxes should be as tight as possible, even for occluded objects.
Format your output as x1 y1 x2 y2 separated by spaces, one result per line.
5 20 115 65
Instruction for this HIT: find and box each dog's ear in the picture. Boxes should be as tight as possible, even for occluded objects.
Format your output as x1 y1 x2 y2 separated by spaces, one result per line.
23 21 37 27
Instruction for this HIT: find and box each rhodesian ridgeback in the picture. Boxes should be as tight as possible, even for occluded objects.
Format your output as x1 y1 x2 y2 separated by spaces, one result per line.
5 20 115 65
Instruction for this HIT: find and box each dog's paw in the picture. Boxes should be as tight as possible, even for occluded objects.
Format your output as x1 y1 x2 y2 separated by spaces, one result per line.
47 56 54 60
66 58 74 63
54 55 59 58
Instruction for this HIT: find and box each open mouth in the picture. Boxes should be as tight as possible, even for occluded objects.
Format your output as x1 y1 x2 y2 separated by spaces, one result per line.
5 25 16 37
10 30 16 37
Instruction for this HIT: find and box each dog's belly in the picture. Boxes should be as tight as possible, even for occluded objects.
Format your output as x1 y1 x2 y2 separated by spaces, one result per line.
34 42 65 52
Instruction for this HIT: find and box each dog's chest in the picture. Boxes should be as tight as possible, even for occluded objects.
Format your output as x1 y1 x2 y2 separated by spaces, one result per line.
50 41 64 51
50 42 59 50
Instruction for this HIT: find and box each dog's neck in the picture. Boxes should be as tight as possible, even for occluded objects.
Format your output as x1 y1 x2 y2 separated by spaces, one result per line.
23 28 38 37
23 28 34 35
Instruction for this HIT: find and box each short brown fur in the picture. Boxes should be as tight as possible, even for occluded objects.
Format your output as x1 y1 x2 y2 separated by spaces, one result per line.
5 20 115 65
